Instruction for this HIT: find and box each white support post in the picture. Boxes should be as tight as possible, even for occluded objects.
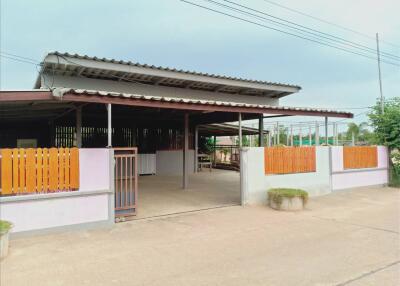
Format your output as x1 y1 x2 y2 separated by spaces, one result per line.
309 125 312 146
76 106 82 148
276 121 280 145
324 117 328 145
238 112 243 148
107 103 112 147
286 128 289 146
290 125 294 146
352 132 355 146
299 126 303 146
194 125 198 173
183 113 189 189
315 121 320 146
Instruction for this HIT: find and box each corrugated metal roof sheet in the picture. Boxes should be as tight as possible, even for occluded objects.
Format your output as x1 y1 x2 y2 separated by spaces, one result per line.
54 88 353 117
45 52 301 89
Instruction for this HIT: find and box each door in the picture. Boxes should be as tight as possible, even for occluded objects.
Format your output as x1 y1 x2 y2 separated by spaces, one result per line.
114 148 138 219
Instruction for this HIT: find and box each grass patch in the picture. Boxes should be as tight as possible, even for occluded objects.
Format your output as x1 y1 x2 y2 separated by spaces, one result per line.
0 220 12 234
268 188 308 207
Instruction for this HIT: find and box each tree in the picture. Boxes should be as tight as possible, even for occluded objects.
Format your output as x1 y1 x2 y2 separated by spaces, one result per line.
345 122 373 143
368 97 400 184
368 97 400 150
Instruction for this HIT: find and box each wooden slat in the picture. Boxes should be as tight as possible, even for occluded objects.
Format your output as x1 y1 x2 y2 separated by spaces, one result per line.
42 148 49 192
343 146 377 169
64 148 70 189
36 148 43 192
1 149 13 195
70 148 79 189
49 148 58 191
12 148 19 193
19 149 26 193
26 148 36 193
58 148 65 190
264 146 316 175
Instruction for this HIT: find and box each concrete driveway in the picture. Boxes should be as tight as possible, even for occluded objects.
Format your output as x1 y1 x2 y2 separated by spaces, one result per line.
1 186 399 286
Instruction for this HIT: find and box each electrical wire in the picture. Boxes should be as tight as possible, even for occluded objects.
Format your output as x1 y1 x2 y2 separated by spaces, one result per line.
180 0 400 67
218 0 400 61
260 0 400 49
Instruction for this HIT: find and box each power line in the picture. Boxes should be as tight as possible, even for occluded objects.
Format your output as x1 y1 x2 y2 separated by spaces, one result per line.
0 52 40 64
218 0 400 61
260 0 400 49
0 54 40 65
180 0 399 67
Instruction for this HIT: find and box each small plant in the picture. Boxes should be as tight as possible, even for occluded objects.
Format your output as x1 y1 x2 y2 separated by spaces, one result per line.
0 220 12 235
268 188 308 208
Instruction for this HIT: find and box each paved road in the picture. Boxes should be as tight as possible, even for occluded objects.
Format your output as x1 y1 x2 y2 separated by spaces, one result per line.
1 186 399 286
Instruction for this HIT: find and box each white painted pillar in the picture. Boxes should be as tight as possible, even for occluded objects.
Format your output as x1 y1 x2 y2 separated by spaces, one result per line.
183 113 189 189
324 117 328 145
309 125 312 146
76 106 82 148
352 132 355 146
107 103 112 147
276 121 280 145
299 126 303 146
290 125 294 146
315 121 320 146
238 112 243 148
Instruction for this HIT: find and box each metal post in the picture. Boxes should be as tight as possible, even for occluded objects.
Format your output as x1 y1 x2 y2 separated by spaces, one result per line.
315 121 320 146
194 125 198 173
308 125 312 146
107 103 112 147
238 112 243 148
183 113 189 189
376 33 384 114
290 125 293 146
76 106 82 148
352 132 355 146
299 126 302 146
258 114 264 147
334 123 338 145
213 135 216 166
276 121 279 145
324 117 328 145
286 128 289 146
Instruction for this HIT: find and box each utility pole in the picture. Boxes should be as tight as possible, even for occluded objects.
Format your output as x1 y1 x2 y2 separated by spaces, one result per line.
376 33 384 114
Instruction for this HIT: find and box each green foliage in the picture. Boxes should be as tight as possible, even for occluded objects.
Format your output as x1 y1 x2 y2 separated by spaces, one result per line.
368 98 400 186
0 220 12 234
346 122 374 143
267 188 308 207
368 97 400 149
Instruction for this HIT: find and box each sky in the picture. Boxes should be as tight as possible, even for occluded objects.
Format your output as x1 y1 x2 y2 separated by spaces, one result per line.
1 0 399 131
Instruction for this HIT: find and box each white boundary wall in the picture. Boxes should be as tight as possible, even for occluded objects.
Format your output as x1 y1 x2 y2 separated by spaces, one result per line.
241 146 389 205
331 146 388 190
0 149 114 234
156 150 194 176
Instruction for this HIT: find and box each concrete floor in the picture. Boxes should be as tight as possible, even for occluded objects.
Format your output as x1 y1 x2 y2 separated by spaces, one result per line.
136 169 240 218
1 186 399 286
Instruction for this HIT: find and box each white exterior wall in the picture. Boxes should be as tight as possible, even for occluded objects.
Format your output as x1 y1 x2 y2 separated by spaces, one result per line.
42 74 280 106
243 147 331 205
0 149 113 234
331 146 388 190
156 150 195 176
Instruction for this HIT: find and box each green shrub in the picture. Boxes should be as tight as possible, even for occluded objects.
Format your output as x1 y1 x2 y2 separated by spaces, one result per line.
0 220 13 235
268 188 308 207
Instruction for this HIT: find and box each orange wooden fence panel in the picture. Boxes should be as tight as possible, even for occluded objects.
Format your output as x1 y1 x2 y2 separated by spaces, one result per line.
343 146 377 169
1 149 13 195
0 148 80 195
264 146 316 175
70 148 79 189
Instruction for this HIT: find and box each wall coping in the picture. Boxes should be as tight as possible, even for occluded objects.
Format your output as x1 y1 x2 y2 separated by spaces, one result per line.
332 167 388 175
0 189 112 203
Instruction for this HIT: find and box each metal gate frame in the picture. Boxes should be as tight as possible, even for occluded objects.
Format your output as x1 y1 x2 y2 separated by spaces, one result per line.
114 147 138 219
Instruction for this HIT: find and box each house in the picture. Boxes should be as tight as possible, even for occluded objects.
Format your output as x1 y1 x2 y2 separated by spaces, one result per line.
0 52 388 235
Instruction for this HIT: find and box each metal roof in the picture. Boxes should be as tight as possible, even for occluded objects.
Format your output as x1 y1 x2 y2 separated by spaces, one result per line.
35 52 301 98
52 88 353 118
